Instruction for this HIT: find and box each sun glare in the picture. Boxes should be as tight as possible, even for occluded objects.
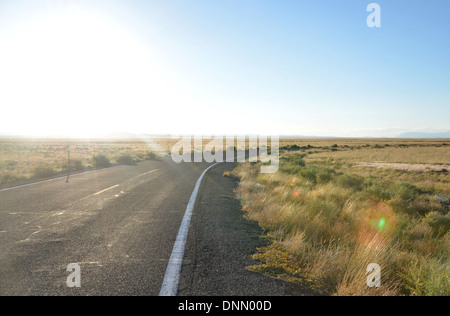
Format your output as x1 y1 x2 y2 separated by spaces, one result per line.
0 5 174 136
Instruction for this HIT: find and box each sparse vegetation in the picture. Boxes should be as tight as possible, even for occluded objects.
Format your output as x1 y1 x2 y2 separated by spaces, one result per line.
234 139 450 296
0 138 163 185
1 137 448 294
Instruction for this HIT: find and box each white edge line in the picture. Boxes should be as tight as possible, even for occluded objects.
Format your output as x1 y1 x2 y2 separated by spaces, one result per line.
159 156 244 296
159 161 221 296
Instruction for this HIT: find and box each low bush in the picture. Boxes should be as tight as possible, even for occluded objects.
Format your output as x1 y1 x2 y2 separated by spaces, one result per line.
116 154 135 165
92 154 111 168
392 183 422 201
0 171 19 184
316 167 336 184
279 154 306 174
33 166 57 178
300 167 318 183
145 151 157 160
362 183 392 201
63 159 84 171
423 212 450 237
4 160 18 171
335 174 365 190
401 256 449 296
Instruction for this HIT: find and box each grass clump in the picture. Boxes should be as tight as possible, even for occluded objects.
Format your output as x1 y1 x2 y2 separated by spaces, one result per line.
145 151 157 160
392 183 423 201
33 166 58 178
63 159 84 171
247 241 325 293
279 154 306 174
116 154 135 165
0 171 21 183
91 154 111 168
400 256 449 296
335 174 365 190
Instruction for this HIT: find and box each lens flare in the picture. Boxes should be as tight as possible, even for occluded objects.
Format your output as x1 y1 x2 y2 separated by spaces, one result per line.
377 217 386 230
358 203 397 248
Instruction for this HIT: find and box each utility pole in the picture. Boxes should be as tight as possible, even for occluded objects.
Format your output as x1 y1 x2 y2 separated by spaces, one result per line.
66 150 71 183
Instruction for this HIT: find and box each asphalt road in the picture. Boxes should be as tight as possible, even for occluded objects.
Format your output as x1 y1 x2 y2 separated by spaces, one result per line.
0 157 300 296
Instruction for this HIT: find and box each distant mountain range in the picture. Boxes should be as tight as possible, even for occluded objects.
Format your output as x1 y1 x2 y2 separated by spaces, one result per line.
396 131 450 139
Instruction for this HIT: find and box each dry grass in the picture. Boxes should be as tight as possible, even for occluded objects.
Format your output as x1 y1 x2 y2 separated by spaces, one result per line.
0 137 274 184
234 140 449 296
0 138 175 185
307 146 450 165
279 138 449 149
0 136 278 185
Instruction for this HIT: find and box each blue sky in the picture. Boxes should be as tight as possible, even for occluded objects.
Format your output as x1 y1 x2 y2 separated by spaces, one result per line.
0 0 449 137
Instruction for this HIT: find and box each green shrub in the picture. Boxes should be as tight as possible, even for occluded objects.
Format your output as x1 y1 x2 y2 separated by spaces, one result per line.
401 256 449 296
409 195 444 216
294 165 337 184
33 166 57 178
300 167 318 183
4 160 18 171
363 183 392 201
392 183 422 201
335 174 364 190
63 159 84 171
116 154 135 165
279 154 306 174
72 159 84 170
316 168 336 184
92 154 111 168
423 212 450 237
0 171 18 184
145 151 157 160
283 154 306 165
308 199 340 221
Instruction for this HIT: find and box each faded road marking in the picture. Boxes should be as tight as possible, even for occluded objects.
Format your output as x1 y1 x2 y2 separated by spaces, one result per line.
92 184 120 196
132 168 159 180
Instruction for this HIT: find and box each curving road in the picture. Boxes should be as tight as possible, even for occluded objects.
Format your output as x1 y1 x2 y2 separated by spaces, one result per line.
0 157 297 296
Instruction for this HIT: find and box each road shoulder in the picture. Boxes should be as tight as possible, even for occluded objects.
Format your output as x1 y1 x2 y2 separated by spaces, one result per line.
178 162 312 296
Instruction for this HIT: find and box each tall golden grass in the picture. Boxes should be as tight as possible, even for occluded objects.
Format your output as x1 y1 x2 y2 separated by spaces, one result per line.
234 145 449 296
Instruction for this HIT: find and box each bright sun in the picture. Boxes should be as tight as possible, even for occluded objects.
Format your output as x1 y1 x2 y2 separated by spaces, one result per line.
0 5 173 137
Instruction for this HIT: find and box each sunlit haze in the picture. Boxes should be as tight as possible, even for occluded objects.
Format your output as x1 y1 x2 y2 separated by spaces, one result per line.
0 0 449 137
